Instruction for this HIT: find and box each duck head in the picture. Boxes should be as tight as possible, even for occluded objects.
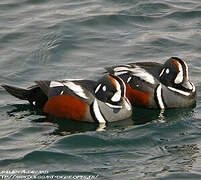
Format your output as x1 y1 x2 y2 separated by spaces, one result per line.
94 74 127 107
159 57 195 93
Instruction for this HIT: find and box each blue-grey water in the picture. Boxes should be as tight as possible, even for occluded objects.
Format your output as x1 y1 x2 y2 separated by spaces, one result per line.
0 0 201 179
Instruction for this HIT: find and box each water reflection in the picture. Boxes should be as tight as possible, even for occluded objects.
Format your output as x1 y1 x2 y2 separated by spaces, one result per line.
7 103 195 135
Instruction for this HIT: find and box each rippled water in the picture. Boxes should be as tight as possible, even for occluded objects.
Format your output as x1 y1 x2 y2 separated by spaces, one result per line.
0 0 201 179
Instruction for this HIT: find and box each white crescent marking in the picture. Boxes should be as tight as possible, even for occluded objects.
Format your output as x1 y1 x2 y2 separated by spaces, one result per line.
124 98 132 111
174 62 183 84
156 84 165 109
182 60 189 80
111 79 121 102
192 83 195 92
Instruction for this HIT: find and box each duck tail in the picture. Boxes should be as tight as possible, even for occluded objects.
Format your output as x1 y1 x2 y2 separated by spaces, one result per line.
1 84 48 109
1 84 31 100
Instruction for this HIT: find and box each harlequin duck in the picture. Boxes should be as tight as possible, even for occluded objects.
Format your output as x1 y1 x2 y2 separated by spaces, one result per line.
105 57 196 109
2 74 132 123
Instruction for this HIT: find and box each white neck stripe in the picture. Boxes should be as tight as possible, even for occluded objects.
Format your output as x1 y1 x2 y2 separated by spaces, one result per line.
105 103 122 109
167 86 190 96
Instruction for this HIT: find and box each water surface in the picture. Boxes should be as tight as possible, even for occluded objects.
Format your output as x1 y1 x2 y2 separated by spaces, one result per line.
0 0 201 179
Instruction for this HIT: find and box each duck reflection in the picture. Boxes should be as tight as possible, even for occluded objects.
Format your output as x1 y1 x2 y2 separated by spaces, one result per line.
7 103 195 135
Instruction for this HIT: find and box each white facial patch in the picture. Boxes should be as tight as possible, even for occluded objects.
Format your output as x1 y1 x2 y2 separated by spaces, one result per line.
64 81 88 99
95 84 102 94
102 85 106 92
174 62 183 84
166 68 170 74
159 68 165 77
111 79 121 102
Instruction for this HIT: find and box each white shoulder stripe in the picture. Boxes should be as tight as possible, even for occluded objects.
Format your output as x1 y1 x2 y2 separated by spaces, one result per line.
131 66 155 84
93 99 106 123
64 81 88 99
50 81 63 88
156 84 165 109
114 67 131 72
113 65 155 84
114 71 129 76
